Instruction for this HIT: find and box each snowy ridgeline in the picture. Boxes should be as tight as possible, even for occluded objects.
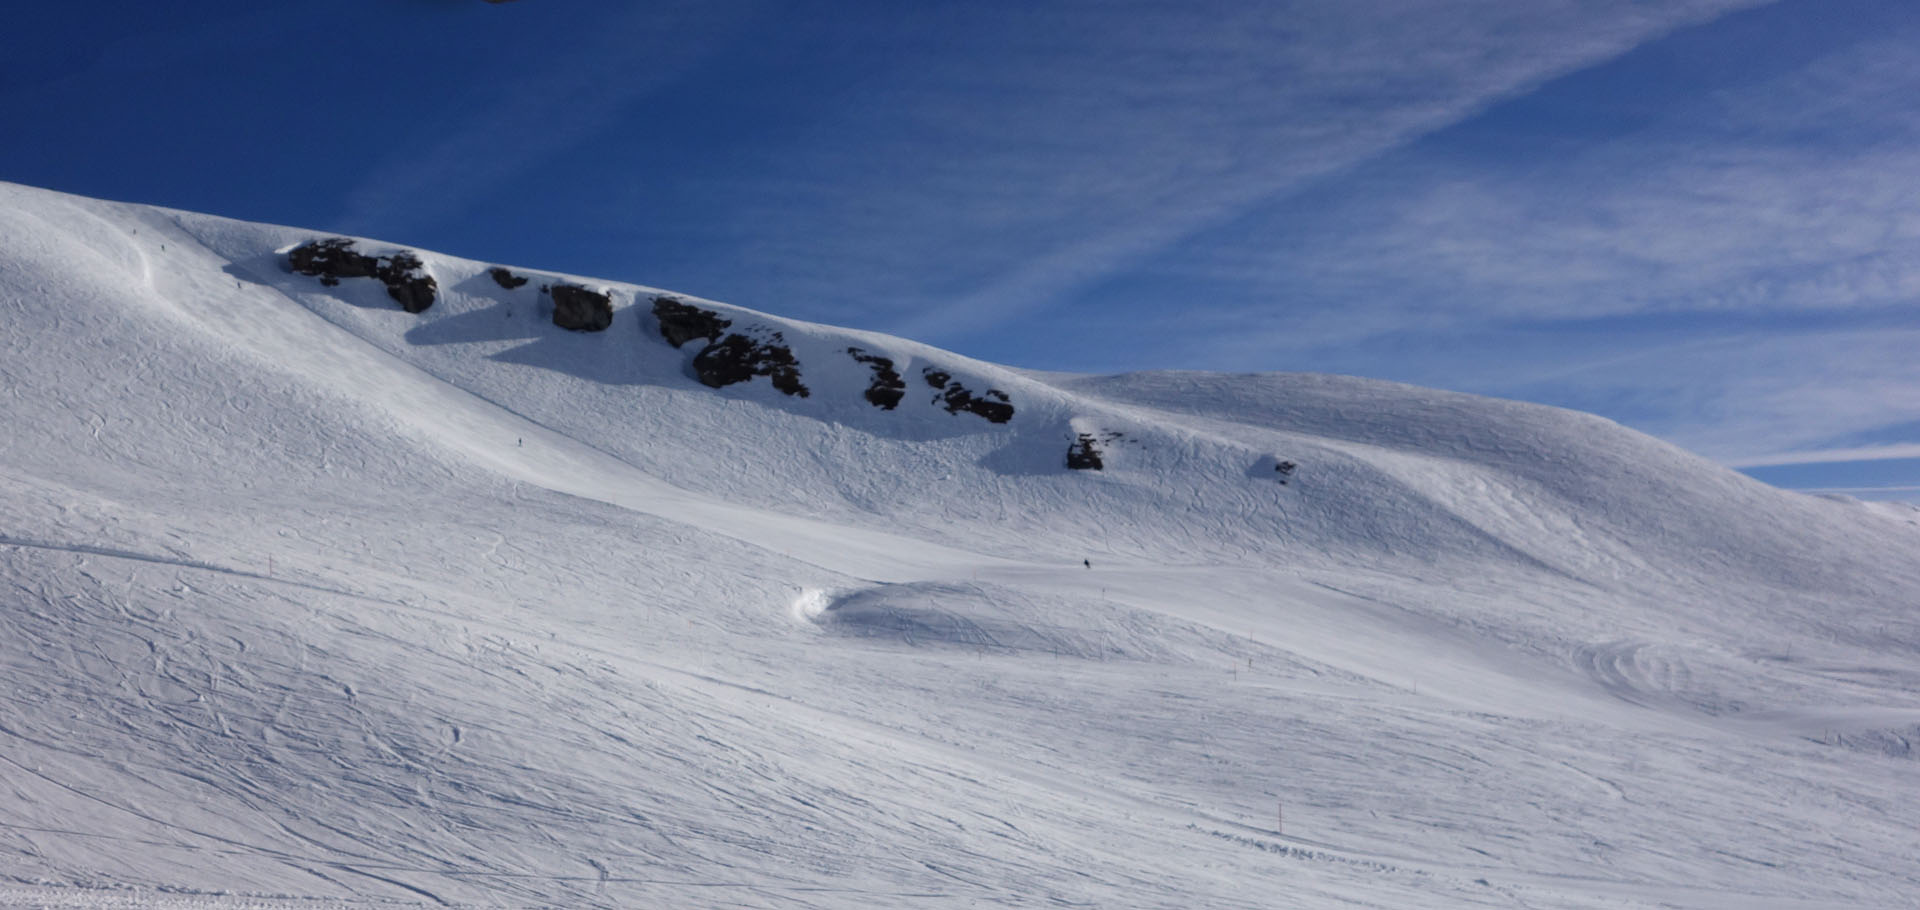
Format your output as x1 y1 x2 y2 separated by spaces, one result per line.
2 179 1919 909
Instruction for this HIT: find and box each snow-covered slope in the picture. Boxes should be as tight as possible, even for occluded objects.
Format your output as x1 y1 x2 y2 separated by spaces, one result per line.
3 180 1917 908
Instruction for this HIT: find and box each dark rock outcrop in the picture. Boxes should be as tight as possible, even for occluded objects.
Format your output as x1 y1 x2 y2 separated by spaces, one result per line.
1066 434 1104 470
287 237 374 284
941 385 1014 423
920 367 1015 423
692 332 809 397
652 297 731 348
1275 459 1297 484
653 297 806 397
549 284 613 332
287 238 437 313
847 347 906 409
488 266 528 289
377 253 436 314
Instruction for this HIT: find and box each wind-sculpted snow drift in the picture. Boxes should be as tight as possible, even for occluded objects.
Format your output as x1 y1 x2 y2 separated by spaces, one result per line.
3 180 1920 909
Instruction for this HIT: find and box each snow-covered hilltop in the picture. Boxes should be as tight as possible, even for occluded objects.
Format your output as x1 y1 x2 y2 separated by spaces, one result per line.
2 180 1917 908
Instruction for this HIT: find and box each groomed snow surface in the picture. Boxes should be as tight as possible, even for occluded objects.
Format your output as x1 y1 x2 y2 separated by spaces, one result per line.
2 181 1917 908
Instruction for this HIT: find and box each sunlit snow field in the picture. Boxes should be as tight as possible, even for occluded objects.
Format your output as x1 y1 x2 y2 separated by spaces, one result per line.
2 182 1917 908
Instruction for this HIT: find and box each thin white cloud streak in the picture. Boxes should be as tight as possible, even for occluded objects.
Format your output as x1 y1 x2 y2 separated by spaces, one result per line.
1723 446 1920 469
1158 324 1920 468
1181 33 1920 337
664 0 1776 337
1520 329 1920 464
1113 29 1920 474
1213 145 1920 327
1792 485 1920 493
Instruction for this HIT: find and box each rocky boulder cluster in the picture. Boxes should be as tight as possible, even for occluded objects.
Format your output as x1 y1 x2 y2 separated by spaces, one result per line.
651 298 807 397
284 248 1045 429
1065 431 1126 470
921 368 1014 424
846 348 906 410
691 332 810 397
651 297 732 348
287 238 438 313
1066 434 1105 470
548 284 613 332
281 244 1295 482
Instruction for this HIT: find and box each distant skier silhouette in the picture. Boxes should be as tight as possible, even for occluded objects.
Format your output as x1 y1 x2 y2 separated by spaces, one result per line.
1083 559 1091 569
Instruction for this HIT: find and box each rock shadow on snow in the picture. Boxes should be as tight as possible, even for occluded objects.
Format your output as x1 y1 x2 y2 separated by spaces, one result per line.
220 258 283 290
1246 454 1300 484
809 583 1118 659
404 301 547 346
976 426 1125 477
484 332 651 386
977 434 1075 477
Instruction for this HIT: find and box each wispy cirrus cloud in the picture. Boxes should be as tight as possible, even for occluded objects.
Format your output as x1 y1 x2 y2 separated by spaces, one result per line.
1729 446 1920 469
1570 329 1920 463
1033 8 1920 485
1794 485 1920 494
634 0 1776 338
1179 115 1920 332
1496 325 1920 464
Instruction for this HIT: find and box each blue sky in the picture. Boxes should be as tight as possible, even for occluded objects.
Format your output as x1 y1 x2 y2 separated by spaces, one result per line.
4 0 1915 498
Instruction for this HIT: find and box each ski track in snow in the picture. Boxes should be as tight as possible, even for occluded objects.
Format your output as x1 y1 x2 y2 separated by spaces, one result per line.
2 181 1919 908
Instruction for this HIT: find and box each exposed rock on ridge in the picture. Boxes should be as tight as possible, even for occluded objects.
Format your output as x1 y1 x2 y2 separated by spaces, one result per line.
693 332 809 397
287 238 438 313
549 284 612 332
1066 435 1103 470
488 267 528 289
649 299 807 396
922 367 1014 423
1066 433 1115 470
847 348 906 409
652 297 732 348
